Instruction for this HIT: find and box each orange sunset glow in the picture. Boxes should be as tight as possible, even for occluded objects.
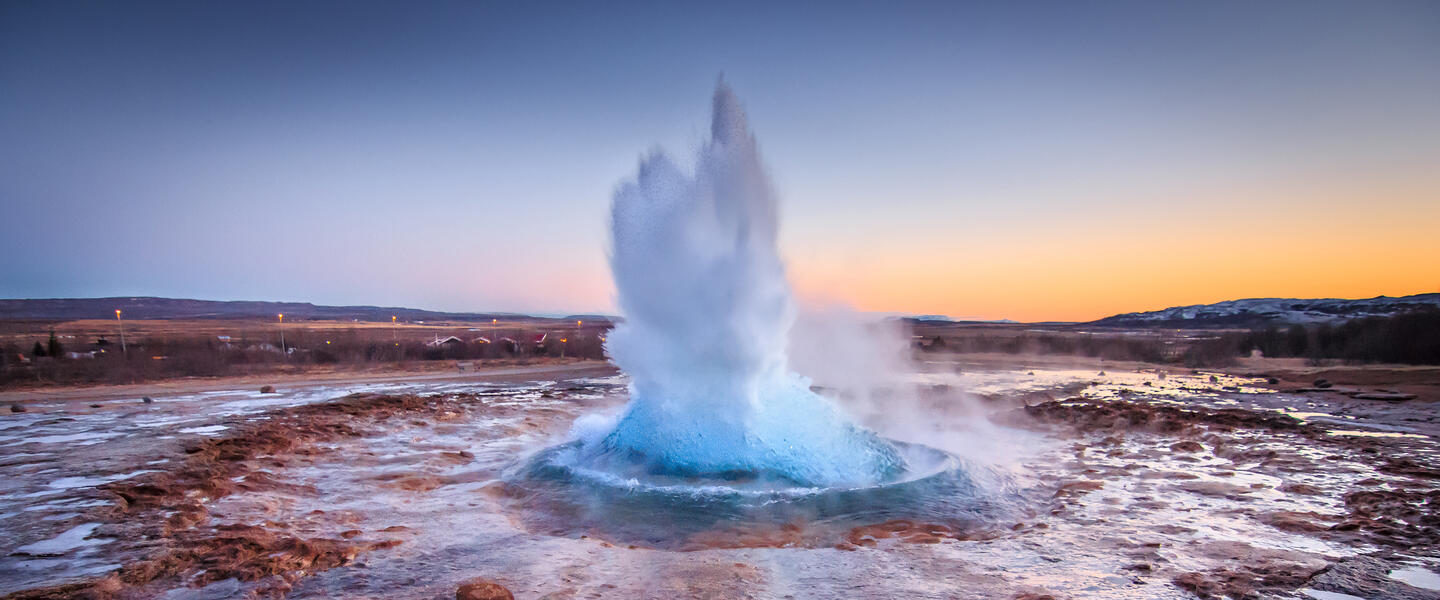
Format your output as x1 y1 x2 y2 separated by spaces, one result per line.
785 171 1439 322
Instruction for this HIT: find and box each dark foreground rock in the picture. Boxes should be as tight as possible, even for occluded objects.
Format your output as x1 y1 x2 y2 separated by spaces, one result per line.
1307 555 1440 600
1171 542 1328 599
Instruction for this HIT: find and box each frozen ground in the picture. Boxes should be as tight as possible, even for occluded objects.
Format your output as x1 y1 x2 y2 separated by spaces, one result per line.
1 361 1437 599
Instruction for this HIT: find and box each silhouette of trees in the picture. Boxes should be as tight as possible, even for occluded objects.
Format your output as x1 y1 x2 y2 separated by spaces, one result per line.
1239 309 1440 365
47 330 63 358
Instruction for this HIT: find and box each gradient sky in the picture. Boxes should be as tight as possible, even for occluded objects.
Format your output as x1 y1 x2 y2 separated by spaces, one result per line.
3 1 1437 322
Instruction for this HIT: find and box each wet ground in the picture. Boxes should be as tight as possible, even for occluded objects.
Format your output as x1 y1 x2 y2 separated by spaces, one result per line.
2 360 1438 599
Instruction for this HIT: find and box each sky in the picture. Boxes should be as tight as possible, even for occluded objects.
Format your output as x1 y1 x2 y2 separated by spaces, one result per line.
2 1 1437 322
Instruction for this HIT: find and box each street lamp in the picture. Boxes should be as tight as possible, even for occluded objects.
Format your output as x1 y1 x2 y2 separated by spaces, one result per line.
391 315 397 341
277 314 285 355
114 309 127 356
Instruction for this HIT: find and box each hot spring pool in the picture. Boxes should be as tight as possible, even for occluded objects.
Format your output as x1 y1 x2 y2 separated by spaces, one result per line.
501 438 1017 549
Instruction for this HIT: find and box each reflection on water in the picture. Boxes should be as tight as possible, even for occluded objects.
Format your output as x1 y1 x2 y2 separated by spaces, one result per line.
1301 590 1368 600
1389 566 1440 591
1328 429 1428 439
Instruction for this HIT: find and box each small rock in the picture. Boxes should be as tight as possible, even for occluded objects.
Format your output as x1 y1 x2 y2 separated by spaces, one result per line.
456 578 513 600
1170 441 1204 453
1266 377 1280 385
1280 483 1323 495
1209 375 1220 383
259 385 275 394
89 404 102 409
1314 379 1333 389
142 397 154 404
9 404 25 413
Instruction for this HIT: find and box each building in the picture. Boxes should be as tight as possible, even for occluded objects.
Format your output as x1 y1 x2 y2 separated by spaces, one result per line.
426 335 465 348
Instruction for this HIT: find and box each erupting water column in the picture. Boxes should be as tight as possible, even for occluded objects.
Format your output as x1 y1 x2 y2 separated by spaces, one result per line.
585 83 904 488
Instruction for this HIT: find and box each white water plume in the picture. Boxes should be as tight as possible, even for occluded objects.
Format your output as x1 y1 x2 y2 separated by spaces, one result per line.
590 82 903 487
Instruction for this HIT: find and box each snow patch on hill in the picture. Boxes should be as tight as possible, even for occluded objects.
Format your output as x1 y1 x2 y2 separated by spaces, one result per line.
1094 294 1440 327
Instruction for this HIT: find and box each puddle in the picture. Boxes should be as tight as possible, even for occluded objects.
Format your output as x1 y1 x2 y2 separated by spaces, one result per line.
46 470 154 490
177 425 229 435
4 431 125 446
1301 590 1368 600
1389 566 1440 591
1328 430 1428 439
12 523 110 556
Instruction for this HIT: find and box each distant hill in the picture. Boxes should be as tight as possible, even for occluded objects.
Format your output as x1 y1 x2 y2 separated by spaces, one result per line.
1091 294 1440 328
900 315 1019 325
0 297 612 324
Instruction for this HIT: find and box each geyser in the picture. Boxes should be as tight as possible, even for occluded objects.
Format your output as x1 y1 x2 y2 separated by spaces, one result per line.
505 83 1001 546
579 83 905 487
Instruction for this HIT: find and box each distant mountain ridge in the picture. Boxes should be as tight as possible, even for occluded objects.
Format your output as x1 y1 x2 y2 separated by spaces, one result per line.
0 297 610 323
901 315 1019 325
1091 293 1440 328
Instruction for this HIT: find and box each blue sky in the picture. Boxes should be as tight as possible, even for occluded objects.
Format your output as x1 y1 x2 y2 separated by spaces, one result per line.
3 1 1438 320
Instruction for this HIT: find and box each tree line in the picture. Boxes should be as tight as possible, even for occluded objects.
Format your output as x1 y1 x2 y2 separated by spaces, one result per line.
1238 308 1440 365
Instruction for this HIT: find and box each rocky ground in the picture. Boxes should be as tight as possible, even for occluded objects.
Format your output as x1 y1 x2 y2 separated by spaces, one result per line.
1 359 1436 599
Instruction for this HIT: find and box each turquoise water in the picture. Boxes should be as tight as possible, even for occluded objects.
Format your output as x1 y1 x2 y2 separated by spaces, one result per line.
506 436 1006 548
